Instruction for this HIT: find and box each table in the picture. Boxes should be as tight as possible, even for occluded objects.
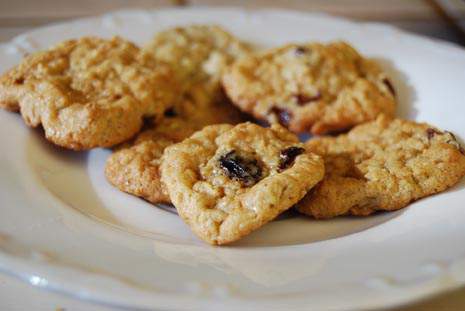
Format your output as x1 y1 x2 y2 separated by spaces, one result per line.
1 0 464 44
1 1 464 310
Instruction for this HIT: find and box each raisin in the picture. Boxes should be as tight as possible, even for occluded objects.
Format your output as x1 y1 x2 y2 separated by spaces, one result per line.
14 77 24 85
270 107 292 127
219 151 262 186
294 46 309 56
426 128 442 139
164 107 177 117
141 116 156 131
294 92 321 106
382 78 396 96
113 94 122 100
278 146 305 171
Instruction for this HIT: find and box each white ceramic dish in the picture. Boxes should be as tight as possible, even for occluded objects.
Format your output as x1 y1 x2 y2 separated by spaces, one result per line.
0 7 465 311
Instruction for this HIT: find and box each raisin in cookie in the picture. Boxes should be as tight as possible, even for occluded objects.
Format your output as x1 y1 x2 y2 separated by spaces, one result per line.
297 115 465 219
143 25 251 99
222 42 396 134
160 122 324 245
105 84 246 204
0 37 178 150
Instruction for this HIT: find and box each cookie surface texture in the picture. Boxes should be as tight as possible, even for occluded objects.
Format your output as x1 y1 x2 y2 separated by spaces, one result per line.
160 122 324 245
0 36 178 149
143 24 251 99
222 41 396 134
297 115 465 219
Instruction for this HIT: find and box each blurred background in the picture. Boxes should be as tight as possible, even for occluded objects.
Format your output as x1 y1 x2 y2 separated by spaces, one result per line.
0 0 464 45
0 0 465 310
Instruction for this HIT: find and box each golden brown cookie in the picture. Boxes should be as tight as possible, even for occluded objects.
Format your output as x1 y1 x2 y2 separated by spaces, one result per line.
104 85 246 204
222 41 396 134
160 122 324 245
297 115 465 219
0 36 179 150
143 24 251 99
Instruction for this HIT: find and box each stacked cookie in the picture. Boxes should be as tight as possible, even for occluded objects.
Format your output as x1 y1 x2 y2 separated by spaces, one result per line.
1 25 464 245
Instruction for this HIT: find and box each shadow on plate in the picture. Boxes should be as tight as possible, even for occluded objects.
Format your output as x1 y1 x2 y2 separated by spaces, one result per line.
230 209 405 247
27 127 88 164
26 128 125 227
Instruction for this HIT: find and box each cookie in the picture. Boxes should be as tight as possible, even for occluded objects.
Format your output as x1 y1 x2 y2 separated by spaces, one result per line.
143 25 251 99
105 84 247 204
160 122 324 245
297 115 465 219
0 37 179 150
222 41 396 134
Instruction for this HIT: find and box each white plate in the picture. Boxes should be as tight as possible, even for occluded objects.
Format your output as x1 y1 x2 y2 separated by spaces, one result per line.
1 7 465 311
